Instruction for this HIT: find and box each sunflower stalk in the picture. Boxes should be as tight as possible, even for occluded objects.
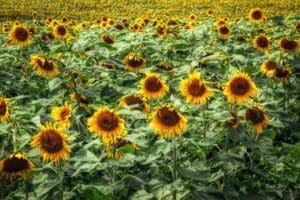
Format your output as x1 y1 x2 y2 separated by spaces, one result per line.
69 71 81 107
111 136 117 200
172 138 177 200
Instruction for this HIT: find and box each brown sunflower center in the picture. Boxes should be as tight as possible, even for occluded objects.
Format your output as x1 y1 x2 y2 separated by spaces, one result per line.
127 57 144 68
124 96 145 110
280 39 297 50
41 60 55 71
145 76 162 92
245 108 264 124
102 35 114 44
0 101 7 115
265 61 277 70
56 25 66 36
3 156 29 172
40 130 64 153
14 27 29 42
188 79 206 97
60 109 70 121
256 36 269 48
251 10 263 20
219 26 229 35
229 77 250 95
97 111 119 131
274 68 290 78
157 107 180 126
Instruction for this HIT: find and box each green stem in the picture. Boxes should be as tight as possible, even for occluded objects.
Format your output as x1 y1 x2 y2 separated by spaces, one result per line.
59 165 64 200
69 72 81 107
172 138 177 200
111 137 116 200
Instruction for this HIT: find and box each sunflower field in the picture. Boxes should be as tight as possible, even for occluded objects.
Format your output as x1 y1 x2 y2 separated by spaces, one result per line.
0 1 300 200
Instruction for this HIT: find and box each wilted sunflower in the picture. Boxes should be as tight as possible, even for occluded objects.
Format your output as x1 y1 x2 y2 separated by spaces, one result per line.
253 35 270 52
8 24 31 46
217 25 231 39
140 72 169 99
150 105 187 139
119 94 149 112
260 60 277 76
245 105 269 133
30 55 59 77
272 67 292 82
248 8 265 23
224 72 257 105
279 38 299 52
53 24 68 39
88 108 126 146
51 103 72 128
0 153 34 182
0 98 9 121
31 122 70 165
123 54 146 72
180 72 213 104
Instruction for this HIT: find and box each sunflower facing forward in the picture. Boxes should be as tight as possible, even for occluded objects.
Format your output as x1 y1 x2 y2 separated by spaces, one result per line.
140 72 169 99
0 153 34 182
260 60 277 76
224 72 257 105
272 67 292 82
51 103 72 128
217 25 231 40
248 8 265 23
31 123 70 165
124 54 146 73
150 105 187 139
253 35 270 52
88 107 126 146
279 38 299 52
245 105 269 133
30 55 59 77
8 24 31 46
180 72 213 104
53 24 68 39
0 98 9 122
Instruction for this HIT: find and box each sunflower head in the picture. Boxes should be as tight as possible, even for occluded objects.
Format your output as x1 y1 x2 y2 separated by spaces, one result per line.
53 24 68 39
0 98 9 122
156 62 173 71
140 72 169 99
123 54 146 72
101 34 114 44
156 25 168 37
180 72 213 104
224 72 258 105
119 95 149 112
0 153 34 182
31 122 70 165
223 110 239 129
272 67 292 82
249 8 265 23
253 35 270 52
217 25 231 39
279 38 299 52
51 103 72 128
69 93 89 107
245 105 269 133
260 60 277 76
189 14 197 21
207 9 213 16
215 18 226 27
8 24 31 46
30 55 59 77
106 138 137 160
115 23 125 30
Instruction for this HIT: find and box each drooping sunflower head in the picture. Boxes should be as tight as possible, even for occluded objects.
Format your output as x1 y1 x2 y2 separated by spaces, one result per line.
279 38 299 52
253 35 270 52
249 8 265 23
224 72 258 105
245 105 269 133
106 138 137 160
156 62 173 71
87 108 126 145
223 110 239 129
150 105 187 139
0 98 9 122
260 60 277 76
69 93 89 107
272 67 292 82
123 54 146 72
53 24 68 39
217 25 231 39
0 153 34 182
51 103 72 128
140 72 169 99
30 122 70 165
180 72 213 104
119 95 149 112
30 55 59 77
8 24 31 46
101 34 114 44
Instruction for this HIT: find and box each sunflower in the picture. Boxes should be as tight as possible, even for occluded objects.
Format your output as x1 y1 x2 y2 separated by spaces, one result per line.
217 25 231 39
156 62 173 71
180 72 213 104
279 38 299 52
51 103 72 128
249 8 265 23
140 72 169 99
8 24 31 46
245 105 269 133
0 153 34 182
115 23 125 30
215 18 226 27
123 54 146 73
156 26 168 37
53 24 68 39
0 98 9 122
207 9 213 16
224 72 258 105
260 60 277 76
106 138 137 160
253 35 270 52
69 93 89 107
31 122 70 165
150 105 187 139
119 94 149 112
102 34 114 44
223 110 239 129
87 107 126 146
189 14 197 21
272 67 292 82
30 55 59 77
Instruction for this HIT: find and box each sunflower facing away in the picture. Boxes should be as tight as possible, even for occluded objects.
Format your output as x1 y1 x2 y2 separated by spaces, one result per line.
106 138 137 160
245 105 269 133
140 72 169 99
88 107 126 147
224 72 258 105
248 8 265 23
31 122 70 165
53 24 68 39
150 105 187 139
0 98 9 122
0 153 34 182
223 110 239 129
253 35 270 52
279 38 299 52
51 103 72 128
119 94 149 113
8 24 31 46
30 55 59 77
180 72 213 104
123 54 146 73
217 25 231 39
272 67 292 82
260 60 277 76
